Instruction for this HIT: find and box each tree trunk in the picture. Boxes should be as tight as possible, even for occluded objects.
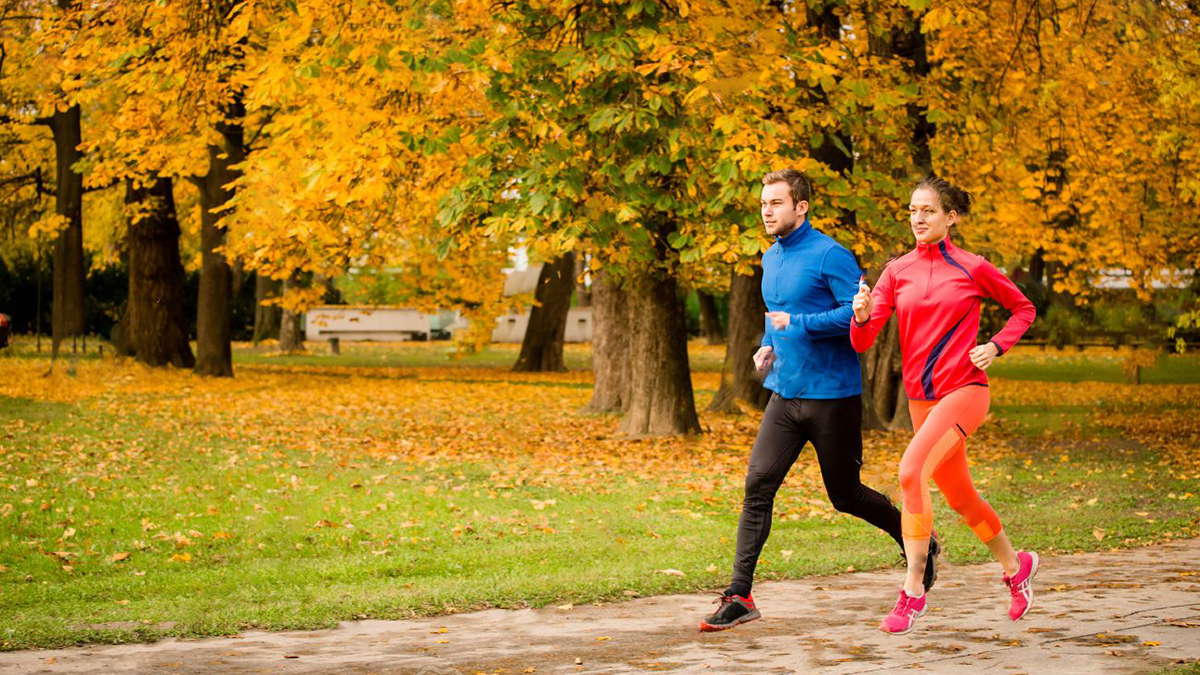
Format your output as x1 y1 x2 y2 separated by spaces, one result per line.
573 254 592 307
583 270 628 413
194 94 245 377
855 7 933 431
279 272 304 352
514 251 575 372
123 176 195 368
697 291 724 345
708 266 771 412
50 104 85 359
252 274 282 344
618 267 701 436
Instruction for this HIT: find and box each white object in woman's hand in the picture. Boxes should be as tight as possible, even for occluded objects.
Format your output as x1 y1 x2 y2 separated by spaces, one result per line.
852 281 873 324
969 342 1000 370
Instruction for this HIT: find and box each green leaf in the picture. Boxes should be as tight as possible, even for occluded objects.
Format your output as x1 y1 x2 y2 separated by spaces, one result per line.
529 192 549 215
588 108 617 132
667 232 692 249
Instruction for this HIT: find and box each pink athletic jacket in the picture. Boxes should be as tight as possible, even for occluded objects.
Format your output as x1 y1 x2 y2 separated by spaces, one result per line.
850 238 1036 401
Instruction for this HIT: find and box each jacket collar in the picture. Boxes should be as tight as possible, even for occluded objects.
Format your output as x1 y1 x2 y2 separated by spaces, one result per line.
776 218 811 247
916 236 955 258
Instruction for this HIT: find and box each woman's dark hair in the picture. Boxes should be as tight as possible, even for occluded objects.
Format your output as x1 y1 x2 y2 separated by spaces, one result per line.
915 176 972 218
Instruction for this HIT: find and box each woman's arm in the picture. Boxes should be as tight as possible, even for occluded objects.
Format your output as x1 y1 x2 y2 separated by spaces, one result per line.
976 260 1036 355
850 267 896 353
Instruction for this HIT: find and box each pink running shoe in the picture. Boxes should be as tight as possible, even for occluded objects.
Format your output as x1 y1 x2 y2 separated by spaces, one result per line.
1003 551 1040 620
879 589 927 635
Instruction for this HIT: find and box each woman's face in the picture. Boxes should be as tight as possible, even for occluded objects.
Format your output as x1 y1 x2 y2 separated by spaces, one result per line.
909 187 955 245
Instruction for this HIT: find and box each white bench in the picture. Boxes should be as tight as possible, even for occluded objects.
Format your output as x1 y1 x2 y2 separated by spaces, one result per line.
491 307 593 343
305 307 438 341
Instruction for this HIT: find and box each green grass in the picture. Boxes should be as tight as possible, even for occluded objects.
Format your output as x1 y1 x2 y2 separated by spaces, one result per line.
989 349 1200 384
0 335 732 372
0 394 903 649
0 344 1197 650
1149 662 1200 675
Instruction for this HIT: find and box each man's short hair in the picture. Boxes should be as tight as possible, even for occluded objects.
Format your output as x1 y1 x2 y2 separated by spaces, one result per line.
761 169 813 208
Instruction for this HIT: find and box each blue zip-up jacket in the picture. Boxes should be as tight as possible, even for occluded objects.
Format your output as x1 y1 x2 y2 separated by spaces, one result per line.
760 219 863 399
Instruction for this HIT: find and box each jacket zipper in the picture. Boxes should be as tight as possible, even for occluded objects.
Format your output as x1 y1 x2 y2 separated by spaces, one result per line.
925 254 934 299
775 244 782 301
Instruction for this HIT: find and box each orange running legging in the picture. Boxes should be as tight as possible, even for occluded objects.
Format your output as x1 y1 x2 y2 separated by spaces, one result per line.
899 385 1002 543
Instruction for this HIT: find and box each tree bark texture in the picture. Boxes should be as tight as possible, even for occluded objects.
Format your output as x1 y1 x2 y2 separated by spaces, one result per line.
697 291 724 345
617 266 701 436
50 104 86 358
573 254 592 307
583 270 629 413
514 252 575 372
854 8 933 431
194 94 245 377
279 272 304 352
708 265 771 413
123 176 195 368
252 274 282 344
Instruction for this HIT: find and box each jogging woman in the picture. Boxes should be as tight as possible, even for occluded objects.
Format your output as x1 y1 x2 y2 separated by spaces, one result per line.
850 177 1038 635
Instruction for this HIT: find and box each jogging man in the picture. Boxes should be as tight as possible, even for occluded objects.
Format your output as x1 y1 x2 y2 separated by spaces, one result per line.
700 169 939 632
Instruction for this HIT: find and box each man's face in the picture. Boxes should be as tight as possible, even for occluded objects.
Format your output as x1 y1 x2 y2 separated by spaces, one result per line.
761 182 808 237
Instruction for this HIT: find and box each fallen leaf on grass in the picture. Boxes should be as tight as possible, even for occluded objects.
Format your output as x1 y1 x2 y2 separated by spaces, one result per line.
170 553 191 563
658 569 685 577
1093 528 1105 541
111 552 131 562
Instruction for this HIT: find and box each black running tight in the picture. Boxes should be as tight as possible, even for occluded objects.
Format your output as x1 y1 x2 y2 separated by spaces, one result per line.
729 394 904 596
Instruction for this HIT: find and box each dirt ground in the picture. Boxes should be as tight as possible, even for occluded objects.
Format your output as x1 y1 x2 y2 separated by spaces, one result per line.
2 538 1198 675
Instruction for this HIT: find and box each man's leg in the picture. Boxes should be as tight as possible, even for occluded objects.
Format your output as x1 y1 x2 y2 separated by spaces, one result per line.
803 396 904 551
702 394 807 631
729 393 807 596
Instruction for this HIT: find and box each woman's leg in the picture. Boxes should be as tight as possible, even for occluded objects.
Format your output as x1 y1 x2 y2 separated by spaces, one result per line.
898 398 936 597
897 386 993 595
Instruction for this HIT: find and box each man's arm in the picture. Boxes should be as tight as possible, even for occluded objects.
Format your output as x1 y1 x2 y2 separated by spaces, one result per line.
789 247 860 339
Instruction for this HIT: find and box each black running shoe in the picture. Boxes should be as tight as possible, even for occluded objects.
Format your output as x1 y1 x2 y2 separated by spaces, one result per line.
699 592 761 632
924 536 941 592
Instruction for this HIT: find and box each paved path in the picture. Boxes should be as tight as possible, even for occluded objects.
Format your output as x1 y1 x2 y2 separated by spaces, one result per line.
3 539 1198 675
